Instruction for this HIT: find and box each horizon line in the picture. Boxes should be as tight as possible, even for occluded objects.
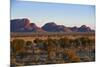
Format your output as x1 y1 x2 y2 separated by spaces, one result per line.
11 18 95 30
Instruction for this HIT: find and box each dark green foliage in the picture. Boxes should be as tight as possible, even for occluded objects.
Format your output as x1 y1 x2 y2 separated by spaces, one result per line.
11 36 95 66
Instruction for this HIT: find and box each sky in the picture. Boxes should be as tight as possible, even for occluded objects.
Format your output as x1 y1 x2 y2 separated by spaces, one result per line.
11 0 95 29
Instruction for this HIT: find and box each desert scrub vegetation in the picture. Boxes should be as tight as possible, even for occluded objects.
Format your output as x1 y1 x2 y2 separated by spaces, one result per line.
11 36 95 66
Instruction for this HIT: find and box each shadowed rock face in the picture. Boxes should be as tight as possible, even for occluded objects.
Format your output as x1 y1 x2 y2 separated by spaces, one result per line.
42 22 72 32
69 25 92 32
77 25 91 32
11 18 94 32
11 18 29 32
11 18 45 32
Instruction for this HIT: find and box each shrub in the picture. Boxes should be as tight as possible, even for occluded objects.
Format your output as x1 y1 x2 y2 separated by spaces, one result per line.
65 49 80 62
26 41 33 46
12 39 25 54
59 37 71 48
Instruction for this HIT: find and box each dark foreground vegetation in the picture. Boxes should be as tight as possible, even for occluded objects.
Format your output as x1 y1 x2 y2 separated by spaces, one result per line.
10 34 95 66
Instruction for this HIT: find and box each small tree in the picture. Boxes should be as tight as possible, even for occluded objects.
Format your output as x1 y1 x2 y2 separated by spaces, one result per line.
73 38 80 47
25 41 33 47
59 37 71 48
12 39 25 55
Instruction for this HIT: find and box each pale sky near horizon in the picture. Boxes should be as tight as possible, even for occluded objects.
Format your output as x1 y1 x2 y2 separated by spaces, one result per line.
11 0 95 29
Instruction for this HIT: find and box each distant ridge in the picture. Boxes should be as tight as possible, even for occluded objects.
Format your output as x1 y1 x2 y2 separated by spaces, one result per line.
42 22 72 32
11 18 45 32
11 18 94 32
